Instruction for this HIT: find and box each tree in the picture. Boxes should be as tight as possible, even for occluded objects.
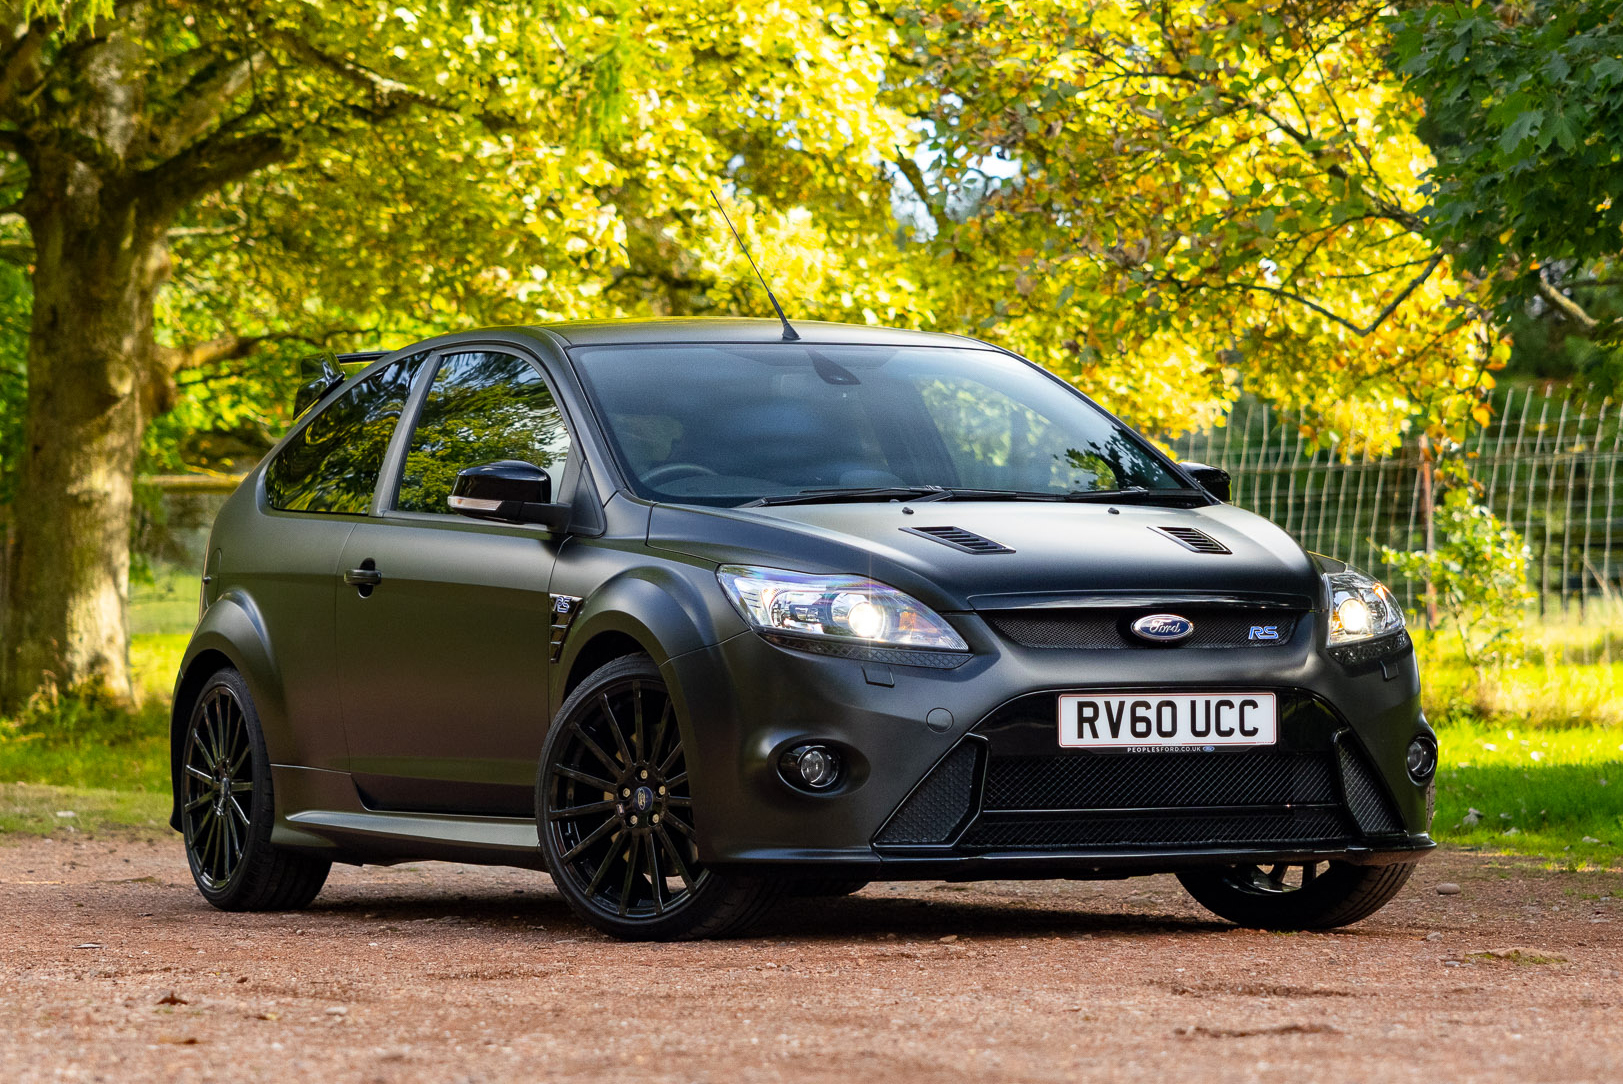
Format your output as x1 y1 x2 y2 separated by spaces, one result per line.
0 0 903 709
1389 0 1623 338
880 2 1506 446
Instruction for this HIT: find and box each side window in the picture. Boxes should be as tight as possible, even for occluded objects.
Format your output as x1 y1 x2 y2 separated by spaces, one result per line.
265 354 425 514
394 351 572 514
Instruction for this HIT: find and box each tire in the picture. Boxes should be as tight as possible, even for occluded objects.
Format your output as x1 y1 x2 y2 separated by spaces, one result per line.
179 668 331 911
1177 859 1417 930
787 878 871 898
536 653 781 940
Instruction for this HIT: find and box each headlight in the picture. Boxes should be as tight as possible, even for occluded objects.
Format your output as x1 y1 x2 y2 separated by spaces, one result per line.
717 565 968 652
1325 569 1405 645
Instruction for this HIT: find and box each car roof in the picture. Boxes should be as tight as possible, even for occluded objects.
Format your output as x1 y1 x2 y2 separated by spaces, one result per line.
525 317 992 350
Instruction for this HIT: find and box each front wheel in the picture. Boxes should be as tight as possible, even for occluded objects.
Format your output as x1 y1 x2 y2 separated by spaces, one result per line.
536 654 780 940
1177 859 1416 930
179 668 330 911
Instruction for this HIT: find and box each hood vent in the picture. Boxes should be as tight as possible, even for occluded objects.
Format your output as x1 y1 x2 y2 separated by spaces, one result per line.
1151 525 1231 554
903 525 1015 555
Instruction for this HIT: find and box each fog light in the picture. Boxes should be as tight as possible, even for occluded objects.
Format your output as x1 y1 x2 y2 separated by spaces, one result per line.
1406 736 1438 783
780 744 842 790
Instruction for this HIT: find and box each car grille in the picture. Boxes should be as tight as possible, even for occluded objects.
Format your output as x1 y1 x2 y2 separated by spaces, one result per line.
872 692 1404 854
982 749 1337 810
983 609 1301 650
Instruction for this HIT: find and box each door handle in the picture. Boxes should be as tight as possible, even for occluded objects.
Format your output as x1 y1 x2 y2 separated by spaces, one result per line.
344 567 383 587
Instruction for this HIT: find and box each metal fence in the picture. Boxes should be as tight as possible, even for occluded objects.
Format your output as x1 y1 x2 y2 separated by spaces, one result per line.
1164 385 1623 620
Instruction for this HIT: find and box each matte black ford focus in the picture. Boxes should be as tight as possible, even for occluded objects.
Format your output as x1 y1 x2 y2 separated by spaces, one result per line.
170 319 1435 939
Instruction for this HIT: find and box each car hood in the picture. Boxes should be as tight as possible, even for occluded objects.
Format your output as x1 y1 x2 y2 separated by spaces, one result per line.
648 500 1324 613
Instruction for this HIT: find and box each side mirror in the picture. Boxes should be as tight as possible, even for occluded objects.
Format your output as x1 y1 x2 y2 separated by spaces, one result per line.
1181 462 1231 502
449 460 572 530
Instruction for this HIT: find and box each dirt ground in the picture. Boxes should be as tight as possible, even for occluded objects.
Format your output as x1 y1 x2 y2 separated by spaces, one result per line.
2 834 1620 1084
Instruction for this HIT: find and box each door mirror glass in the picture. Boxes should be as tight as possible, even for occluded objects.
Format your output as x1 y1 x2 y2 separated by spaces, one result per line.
449 460 570 529
1180 462 1231 502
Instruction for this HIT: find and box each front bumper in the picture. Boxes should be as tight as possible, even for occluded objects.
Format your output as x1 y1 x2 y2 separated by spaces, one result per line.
664 611 1434 879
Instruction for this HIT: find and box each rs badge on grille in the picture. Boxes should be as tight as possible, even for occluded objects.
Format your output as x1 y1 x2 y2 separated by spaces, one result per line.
1130 613 1194 643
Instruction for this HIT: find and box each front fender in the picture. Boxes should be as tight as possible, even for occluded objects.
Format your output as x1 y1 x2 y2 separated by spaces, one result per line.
553 560 743 711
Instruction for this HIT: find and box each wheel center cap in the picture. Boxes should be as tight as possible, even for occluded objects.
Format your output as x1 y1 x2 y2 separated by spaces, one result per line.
631 786 656 814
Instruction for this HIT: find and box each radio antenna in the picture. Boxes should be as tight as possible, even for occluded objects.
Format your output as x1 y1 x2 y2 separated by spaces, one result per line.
710 189 799 342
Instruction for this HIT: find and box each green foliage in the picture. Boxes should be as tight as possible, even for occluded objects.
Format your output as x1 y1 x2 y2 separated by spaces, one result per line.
1383 462 1534 671
1391 1 1623 304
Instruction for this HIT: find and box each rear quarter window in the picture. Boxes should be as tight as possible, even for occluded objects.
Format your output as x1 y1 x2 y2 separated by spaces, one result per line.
265 353 425 514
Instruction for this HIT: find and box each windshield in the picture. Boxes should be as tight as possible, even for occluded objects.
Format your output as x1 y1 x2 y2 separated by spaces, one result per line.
569 343 1183 506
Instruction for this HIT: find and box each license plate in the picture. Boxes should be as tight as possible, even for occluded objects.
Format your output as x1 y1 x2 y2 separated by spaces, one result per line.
1056 692 1278 750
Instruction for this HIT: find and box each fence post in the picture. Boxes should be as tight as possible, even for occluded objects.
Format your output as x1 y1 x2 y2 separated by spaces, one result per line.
1418 433 1438 629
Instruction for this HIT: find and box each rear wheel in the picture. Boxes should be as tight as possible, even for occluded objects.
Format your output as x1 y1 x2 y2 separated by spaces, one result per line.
537 654 780 940
1177 859 1416 930
180 669 330 911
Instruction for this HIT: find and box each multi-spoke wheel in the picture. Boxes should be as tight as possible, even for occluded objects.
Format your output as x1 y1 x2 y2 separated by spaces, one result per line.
179 669 330 911
537 654 780 940
1177 858 1417 930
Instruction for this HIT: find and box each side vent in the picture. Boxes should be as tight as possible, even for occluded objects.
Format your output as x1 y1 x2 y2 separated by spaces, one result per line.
1151 525 1231 554
903 525 1015 554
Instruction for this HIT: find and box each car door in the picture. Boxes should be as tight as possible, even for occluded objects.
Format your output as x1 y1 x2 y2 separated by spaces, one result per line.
252 352 429 770
335 348 576 816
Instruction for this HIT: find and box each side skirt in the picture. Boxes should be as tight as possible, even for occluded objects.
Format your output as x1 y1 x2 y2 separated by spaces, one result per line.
270 765 544 869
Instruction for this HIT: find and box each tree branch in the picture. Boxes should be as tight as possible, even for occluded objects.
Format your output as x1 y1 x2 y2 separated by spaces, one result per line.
139 121 287 217
892 154 950 235
149 54 262 159
156 328 368 375
1536 278 1599 331
1199 252 1446 337
262 27 515 131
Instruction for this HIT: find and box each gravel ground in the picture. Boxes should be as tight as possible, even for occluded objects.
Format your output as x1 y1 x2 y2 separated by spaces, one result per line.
2 834 1620 1084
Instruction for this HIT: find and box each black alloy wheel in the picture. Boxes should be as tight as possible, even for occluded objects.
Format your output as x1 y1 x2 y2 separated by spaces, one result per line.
538 654 780 940
181 682 255 891
1177 858 1416 930
180 669 331 911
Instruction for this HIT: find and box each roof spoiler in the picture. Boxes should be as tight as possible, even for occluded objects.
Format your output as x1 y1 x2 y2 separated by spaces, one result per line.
293 350 388 416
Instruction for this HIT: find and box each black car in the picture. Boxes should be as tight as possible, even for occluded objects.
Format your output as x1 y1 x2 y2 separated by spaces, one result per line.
170 319 1435 940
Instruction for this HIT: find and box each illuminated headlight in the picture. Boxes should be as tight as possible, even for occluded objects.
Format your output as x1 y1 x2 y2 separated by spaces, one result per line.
717 566 968 651
1325 569 1405 646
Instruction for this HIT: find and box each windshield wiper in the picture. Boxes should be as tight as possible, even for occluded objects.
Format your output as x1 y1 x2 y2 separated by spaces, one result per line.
740 486 956 508
740 485 1208 508
1059 487 1208 504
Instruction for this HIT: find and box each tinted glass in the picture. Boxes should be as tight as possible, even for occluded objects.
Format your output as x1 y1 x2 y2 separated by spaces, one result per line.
394 351 572 513
569 344 1178 505
265 354 424 514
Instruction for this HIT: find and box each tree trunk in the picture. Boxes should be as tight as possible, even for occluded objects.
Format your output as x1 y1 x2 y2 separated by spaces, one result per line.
0 145 169 711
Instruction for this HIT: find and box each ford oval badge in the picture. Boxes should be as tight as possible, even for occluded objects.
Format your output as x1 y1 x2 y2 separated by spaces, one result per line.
1131 613 1194 643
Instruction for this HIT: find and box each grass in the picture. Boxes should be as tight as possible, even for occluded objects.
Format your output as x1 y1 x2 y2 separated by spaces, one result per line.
0 782 170 838
1433 720 1623 865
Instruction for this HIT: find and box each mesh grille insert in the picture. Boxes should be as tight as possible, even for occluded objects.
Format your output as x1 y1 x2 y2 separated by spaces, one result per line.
1337 741 1403 835
982 750 1337 811
874 743 980 846
984 609 1299 650
1151 525 1232 554
902 525 1015 554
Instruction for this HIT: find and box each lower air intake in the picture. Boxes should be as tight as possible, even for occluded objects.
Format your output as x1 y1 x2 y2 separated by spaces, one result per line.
873 743 980 846
1336 740 1403 835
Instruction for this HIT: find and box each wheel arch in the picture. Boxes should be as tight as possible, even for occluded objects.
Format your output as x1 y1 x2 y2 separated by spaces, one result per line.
552 564 732 713
167 592 287 831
